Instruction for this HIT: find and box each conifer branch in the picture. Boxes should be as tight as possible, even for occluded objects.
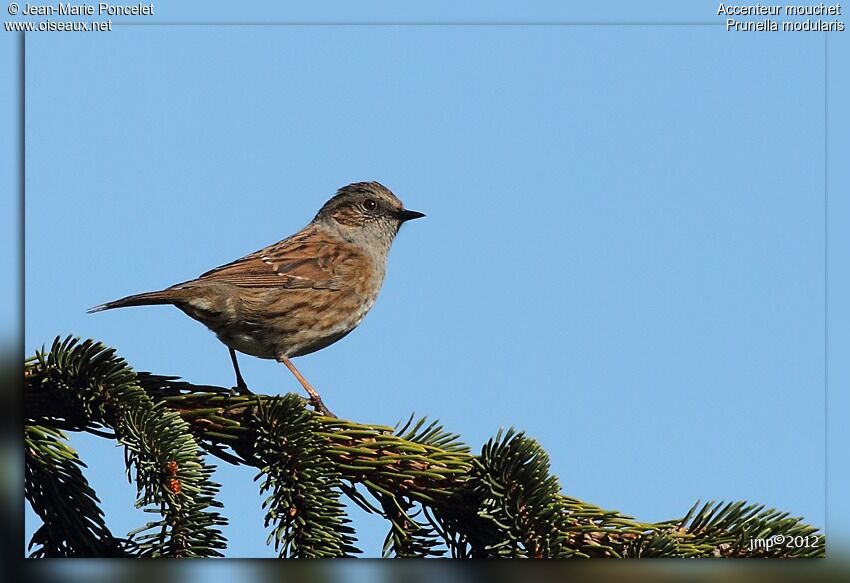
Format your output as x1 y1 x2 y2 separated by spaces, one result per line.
26 337 227 557
24 336 825 558
25 424 127 557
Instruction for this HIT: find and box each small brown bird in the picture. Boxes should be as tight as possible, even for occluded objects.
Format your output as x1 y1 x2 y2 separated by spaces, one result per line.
90 181 424 416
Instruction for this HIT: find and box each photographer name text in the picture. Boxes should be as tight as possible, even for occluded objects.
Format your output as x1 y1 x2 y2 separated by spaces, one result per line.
20 2 153 16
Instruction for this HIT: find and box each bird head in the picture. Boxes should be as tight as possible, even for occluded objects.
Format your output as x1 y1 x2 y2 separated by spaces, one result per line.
314 182 424 252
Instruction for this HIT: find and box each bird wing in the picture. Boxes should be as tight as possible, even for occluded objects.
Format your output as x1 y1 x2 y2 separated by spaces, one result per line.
194 229 361 290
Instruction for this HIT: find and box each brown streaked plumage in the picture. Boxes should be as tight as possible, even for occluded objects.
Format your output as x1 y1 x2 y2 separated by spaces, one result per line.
89 181 424 416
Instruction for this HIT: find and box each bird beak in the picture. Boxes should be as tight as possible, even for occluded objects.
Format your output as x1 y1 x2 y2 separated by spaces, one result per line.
395 209 426 222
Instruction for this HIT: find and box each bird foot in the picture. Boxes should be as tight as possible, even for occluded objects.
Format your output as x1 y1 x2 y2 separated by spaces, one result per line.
229 382 253 397
288 393 335 417
308 395 336 418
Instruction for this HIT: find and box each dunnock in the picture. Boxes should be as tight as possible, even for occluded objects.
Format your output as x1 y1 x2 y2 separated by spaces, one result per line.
90 181 424 416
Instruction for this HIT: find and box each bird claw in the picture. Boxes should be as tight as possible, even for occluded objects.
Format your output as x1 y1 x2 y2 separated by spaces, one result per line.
229 383 252 397
309 396 336 418
289 394 334 417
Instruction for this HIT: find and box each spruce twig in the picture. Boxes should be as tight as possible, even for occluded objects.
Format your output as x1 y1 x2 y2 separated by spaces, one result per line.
24 336 825 558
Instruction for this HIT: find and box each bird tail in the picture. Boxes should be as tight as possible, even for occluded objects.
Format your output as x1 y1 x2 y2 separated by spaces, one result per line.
88 289 182 313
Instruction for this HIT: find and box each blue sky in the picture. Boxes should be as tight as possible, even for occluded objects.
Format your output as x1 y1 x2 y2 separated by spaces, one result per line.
10 1 849 558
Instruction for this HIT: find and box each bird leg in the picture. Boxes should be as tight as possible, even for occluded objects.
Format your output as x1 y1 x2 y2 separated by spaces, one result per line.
277 356 336 418
229 348 251 395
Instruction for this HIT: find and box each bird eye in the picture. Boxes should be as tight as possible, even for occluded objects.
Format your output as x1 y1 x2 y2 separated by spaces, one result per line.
362 198 377 211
